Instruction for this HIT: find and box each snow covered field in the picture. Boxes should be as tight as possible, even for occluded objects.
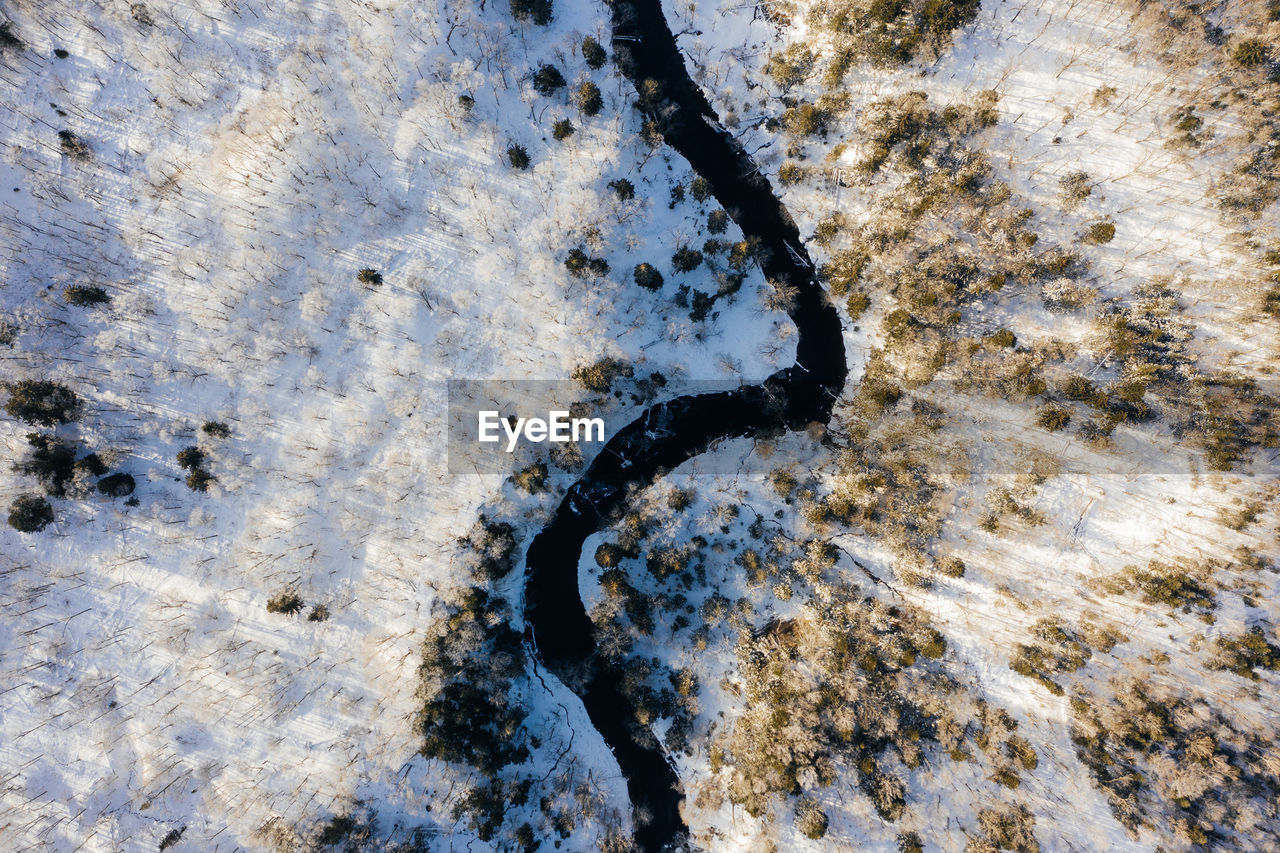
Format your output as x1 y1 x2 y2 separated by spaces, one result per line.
2 0 1278 850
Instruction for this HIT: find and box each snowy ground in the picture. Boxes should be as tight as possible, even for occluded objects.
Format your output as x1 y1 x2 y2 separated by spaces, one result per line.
2 0 1278 850
659 0 1280 849
0 0 771 847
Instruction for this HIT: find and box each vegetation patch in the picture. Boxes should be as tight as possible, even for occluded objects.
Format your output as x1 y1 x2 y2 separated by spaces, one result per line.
808 0 982 70
1071 676 1280 846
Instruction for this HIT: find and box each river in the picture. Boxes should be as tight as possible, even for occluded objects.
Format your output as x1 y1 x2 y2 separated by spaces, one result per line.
522 0 849 847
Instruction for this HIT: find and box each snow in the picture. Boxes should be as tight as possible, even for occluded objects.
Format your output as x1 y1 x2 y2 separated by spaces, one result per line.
1 0 1277 849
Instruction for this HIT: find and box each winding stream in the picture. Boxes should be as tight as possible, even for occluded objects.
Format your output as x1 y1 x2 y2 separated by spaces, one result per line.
522 0 848 847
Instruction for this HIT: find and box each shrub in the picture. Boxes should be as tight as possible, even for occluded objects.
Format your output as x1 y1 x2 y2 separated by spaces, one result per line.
822 249 869 296
307 604 329 621
1217 500 1262 532
1061 375 1105 406
608 178 634 200
1059 171 1092 208
582 36 607 69
768 468 798 498
690 176 713 202
1070 676 1274 843
938 556 966 577
356 268 382 286
186 469 214 492
595 542 625 568
1264 288 1280 318
267 590 305 615
564 248 608 278
510 0 552 25
778 161 805 184
419 679 528 775
572 357 632 392
64 285 110 306
457 516 519 581
0 22 23 51
58 130 91 160
782 102 829 137
972 803 1039 852
575 81 603 116
985 328 1017 348
671 246 703 273
857 377 902 416
633 262 664 290
552 118 575 141
532 64 566 95
1167 104 1210 150
176 446 205 470
1231 38 1269 68
1036 404 1071 432
765 46 814 89
158 827 185 851
795 797 828 840
897 832 924 853
76 453 107 476
1008 617 1098 695
5 380 80 425
8 494 53 532
202 421 230 438
16 434 77 496
1084 221 1115 244
97 472 135 497
1209 626 1280 680
1103 560 1215 617
507 144 530 169
513 462 548 494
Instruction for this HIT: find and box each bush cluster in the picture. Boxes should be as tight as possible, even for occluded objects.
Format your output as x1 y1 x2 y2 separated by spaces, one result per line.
564 247 608 278
571 356 633 393
5 380 80 426
459 515 519 581
510 0 552 25
1071 676 1280 846
177 445 214 491
582 36 607 69
722 595 951 820
418 588 529 775
532 64 565 96
810 0 982 69
8 494 54 532
64 285 110 306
